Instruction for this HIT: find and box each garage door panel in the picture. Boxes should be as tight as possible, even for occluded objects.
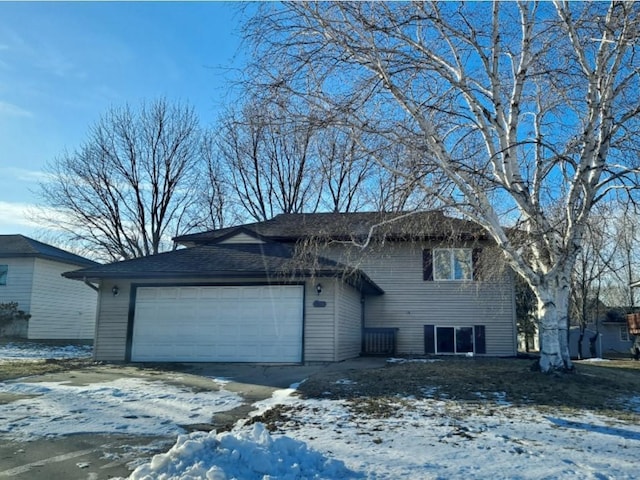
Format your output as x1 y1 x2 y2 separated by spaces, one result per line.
131 285 303 362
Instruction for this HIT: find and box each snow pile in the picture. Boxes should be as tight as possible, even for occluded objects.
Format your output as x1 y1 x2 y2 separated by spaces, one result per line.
0 341 92 361
129 422 358 480
0 377 243 440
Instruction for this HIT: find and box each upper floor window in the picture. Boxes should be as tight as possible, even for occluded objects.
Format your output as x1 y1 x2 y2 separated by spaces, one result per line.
0 265 7 285
433 248 473 281
423 248 481 281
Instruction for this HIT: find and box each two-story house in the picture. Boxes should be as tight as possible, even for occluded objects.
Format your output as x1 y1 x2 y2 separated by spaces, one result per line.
64 211 517 362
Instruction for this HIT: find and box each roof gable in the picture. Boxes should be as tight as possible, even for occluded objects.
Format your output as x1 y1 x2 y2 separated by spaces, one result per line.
214 227 268 245
0 235 97 267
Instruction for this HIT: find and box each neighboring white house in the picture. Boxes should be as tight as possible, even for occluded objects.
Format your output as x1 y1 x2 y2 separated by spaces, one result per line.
0 235 98 341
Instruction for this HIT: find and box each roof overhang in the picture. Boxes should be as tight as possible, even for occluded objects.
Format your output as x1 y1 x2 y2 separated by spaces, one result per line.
65 269 384 296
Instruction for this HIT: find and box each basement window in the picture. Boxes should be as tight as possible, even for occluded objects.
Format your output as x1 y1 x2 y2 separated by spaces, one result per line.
436 326 474 354
424 324 486 355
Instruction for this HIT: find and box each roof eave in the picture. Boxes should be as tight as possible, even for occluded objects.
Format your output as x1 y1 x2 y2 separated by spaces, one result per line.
64 267 385 295
1 253 97 267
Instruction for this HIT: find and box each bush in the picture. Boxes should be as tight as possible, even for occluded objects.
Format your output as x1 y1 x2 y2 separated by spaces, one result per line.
0 302 30 337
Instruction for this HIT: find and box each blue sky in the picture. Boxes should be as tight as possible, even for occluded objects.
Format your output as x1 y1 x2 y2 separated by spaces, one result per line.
0 1 245 236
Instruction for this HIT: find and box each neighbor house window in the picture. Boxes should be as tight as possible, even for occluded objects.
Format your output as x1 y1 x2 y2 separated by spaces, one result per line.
433 248 473 281
620 326 630 342
0 265 7 285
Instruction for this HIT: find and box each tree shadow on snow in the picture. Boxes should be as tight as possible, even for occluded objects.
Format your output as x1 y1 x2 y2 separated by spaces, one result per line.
546 417 640 441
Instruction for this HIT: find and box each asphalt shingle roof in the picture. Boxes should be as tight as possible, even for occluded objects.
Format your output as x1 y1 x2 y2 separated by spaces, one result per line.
63 211 483 295
175 211 486 246
64 241 383 295
0 235 97 267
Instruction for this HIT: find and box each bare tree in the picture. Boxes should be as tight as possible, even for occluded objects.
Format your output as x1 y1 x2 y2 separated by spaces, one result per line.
314 126 374 212
363 144 435 213
570 208 615 359
37 98 215 261
601 205 640 308
197 133 231 231
515 276 538 353
244 1 640 371
216 99 322 222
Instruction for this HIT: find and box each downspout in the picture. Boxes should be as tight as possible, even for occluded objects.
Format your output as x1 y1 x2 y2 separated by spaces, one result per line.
83 277 99 292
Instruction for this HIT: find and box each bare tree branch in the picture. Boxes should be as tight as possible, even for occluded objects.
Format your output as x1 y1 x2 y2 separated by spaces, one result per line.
35 98 220 262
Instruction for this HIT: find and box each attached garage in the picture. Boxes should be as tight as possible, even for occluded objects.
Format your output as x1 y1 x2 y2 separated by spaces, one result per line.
130 285 304 362
63 235 384 363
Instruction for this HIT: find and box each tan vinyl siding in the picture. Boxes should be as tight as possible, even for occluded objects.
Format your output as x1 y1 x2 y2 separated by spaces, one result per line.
335 282 362 361
323 241 516 356
0 257 35 313
303 279 337 362
93 280 131 361
219 233 266 244
28 259 97 340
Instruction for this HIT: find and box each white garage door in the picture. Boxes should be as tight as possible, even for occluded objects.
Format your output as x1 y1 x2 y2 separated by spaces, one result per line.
131 285 303 362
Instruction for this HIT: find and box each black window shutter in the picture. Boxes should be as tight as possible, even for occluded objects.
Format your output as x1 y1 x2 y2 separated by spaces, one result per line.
474 325 486 354
472 248 482 281
424 325 435 354
423 249 433 281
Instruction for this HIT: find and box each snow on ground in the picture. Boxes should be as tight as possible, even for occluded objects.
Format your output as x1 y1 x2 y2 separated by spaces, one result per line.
130 385 640 480
0 341 92 361
0 342 244 440
2 344 640 479
0 377 244 440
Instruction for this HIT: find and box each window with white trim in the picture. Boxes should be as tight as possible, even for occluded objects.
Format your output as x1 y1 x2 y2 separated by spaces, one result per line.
620 326 630 342
0 265 7 285
433 248 473 281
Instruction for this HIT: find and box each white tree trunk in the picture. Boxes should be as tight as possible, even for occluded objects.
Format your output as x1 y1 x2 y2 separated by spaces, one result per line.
536 280 574 373
555 282 573 369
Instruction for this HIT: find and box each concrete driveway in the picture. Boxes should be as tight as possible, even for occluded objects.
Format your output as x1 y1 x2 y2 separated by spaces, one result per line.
0 357 386 479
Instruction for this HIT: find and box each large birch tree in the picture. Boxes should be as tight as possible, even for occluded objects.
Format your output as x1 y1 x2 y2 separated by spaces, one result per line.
244 1 640 372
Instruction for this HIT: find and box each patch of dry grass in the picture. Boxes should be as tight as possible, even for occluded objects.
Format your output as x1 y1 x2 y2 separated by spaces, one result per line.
0 358 94 382
297 357 640 421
